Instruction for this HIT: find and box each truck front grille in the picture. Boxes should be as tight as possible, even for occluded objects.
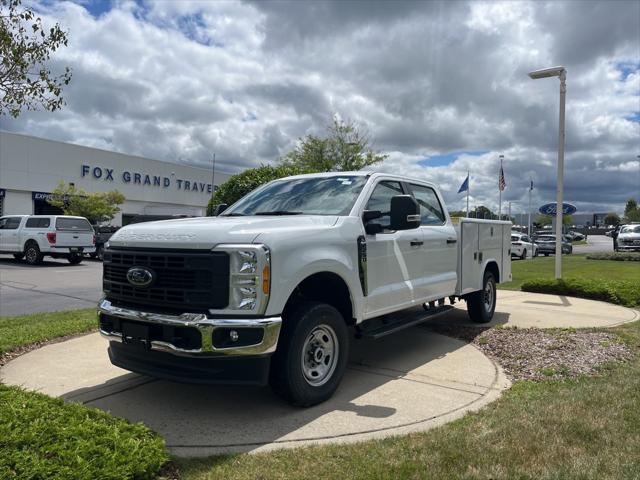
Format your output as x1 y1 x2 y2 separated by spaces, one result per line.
103 249 229 311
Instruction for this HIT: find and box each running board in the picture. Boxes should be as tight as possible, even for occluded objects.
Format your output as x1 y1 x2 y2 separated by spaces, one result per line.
355 305 454 340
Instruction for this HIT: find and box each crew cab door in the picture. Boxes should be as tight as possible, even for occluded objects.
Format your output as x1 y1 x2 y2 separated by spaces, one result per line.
0 216 23 251
407 183 458 300
362 180 424 318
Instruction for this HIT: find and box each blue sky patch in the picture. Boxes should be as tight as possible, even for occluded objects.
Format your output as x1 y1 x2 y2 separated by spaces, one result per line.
626 112 640 123
616 61 640 80
418 150 488 167
75 0 113 18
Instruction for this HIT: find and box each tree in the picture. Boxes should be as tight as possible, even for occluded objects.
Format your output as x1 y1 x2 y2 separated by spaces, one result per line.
206 164 311 215
0 0 72 118
603 213 621 226
535 214 572 227
47 181 125 224
280 116 387 172
623 198 640 223
472 206 495 219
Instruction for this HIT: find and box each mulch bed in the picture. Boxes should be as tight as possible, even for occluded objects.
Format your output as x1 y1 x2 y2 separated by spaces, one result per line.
428 325 634 382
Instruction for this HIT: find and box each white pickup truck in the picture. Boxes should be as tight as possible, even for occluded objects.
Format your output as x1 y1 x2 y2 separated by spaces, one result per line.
98 172 511 406
0 215 95 265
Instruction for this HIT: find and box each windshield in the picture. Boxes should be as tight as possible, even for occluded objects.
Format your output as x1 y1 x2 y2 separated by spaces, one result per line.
621 226 640 234
223 175 368 216
537 236 555 241
56 217 92 231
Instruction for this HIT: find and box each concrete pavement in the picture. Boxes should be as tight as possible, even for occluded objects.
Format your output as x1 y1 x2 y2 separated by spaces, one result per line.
0 255 103 316
2 291 638 456
573 234 613 254
0 328 510 456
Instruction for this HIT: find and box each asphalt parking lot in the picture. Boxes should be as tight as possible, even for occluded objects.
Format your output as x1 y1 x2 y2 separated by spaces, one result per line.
0 255 103 317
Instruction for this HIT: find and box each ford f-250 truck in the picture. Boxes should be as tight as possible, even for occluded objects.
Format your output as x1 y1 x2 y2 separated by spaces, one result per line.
98 172 511 406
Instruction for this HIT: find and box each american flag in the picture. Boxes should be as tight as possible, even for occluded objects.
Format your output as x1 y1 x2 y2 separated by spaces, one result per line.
499 165 506 191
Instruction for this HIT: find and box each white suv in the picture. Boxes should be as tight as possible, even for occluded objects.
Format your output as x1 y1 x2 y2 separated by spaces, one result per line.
511 232 537 259
0 215 96 265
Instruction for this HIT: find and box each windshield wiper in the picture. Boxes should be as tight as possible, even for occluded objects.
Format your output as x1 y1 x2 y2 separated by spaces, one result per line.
254 211 303 216
221 213 246 217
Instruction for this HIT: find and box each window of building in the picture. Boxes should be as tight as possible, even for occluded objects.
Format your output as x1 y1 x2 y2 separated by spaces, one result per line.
409 184 446 226
25 217 51 228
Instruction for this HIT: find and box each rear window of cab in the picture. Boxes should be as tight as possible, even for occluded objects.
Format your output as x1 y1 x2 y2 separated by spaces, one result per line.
56 217 92 231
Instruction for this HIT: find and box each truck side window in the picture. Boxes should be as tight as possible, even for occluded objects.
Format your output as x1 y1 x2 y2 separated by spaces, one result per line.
0 217 22 229
409 184 446 226
25 218 50 228
364 181 404 230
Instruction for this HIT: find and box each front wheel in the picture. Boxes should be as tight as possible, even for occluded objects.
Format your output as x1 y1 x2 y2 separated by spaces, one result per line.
520 249 527 260
269 302 349 407
466 270 497 324
533 247 538 258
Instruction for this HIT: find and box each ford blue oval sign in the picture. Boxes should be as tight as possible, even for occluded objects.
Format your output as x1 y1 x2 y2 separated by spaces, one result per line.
538 202 577 216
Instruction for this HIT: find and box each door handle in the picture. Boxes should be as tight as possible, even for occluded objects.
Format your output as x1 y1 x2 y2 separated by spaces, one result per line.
410 240 423 246
446 238 457 244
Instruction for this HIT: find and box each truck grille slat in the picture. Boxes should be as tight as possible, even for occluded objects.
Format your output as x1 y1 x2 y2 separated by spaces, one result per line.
103 250 229 311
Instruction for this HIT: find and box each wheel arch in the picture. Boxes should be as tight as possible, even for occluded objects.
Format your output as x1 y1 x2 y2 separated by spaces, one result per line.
281 271 356 326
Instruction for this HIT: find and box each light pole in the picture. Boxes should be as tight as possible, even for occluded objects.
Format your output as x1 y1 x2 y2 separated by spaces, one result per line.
529 66 566 280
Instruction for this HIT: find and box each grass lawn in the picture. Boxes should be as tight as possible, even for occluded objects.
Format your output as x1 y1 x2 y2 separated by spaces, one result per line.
0 309 168 479
0 308 96 359
501 253 640 292
176 319 640 480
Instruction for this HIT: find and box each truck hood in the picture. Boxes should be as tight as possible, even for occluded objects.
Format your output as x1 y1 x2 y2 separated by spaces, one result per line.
108 215 339 250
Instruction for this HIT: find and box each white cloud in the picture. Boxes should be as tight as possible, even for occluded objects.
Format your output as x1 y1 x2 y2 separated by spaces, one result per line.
0 0 638 214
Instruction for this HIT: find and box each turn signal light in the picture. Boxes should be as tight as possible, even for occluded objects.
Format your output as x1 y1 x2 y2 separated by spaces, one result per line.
46 232 56 244
262 265 270 295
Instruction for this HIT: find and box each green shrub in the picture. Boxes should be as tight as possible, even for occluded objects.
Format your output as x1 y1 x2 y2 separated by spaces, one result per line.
586 252 640 262
207 164 313 215
521 278 639 308
0 384 168 480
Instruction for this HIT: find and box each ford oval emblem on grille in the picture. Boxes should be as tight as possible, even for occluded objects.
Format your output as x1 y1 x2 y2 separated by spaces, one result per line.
126 266 156 288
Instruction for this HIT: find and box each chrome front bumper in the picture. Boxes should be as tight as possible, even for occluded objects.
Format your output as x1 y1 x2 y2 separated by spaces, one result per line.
97 298 282 357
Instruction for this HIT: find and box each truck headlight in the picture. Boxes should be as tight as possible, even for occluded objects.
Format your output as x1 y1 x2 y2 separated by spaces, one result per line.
210 244 271 315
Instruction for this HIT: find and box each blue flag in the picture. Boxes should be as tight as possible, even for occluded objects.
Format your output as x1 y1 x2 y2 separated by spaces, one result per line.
458 174 469 193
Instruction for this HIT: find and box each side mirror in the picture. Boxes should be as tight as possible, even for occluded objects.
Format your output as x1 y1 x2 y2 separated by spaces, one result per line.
362 210 384 235
212 204 228 216
390 195 420 230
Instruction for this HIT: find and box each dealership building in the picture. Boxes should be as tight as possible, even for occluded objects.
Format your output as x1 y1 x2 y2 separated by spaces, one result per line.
0 132 230 225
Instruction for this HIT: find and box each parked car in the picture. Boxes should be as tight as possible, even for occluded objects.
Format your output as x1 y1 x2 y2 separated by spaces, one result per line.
91 225 119 260
534 234 573 256
566 231 585 241
615 224 640 252
0 215 95 265
511 232 538 259
98 172 512 406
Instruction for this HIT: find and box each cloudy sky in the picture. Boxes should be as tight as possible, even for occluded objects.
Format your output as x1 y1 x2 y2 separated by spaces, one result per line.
1 0 639 215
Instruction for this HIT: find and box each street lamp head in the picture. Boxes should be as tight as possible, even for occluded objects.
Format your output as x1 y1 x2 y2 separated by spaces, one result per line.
528 66 566 79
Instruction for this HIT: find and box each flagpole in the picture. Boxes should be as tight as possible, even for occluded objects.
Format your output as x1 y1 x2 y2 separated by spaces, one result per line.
498 155 503 219
466 170 469 217
528 178 532 236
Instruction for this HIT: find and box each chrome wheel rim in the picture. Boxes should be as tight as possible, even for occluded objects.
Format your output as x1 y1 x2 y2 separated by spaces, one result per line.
301 324 339 387
483 279 494 314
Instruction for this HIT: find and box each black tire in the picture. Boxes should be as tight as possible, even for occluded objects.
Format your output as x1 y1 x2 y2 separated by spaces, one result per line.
68 253 83 265
544 253 549 257
24 242 43 265
533 248 538 258
96 245 104 261
13 253 24 260
520 249 527 260
269 301 349 407
466 270 497 324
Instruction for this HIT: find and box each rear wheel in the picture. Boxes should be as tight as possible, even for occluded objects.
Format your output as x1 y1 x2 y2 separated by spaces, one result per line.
466 270 496 324
544 253 549 256
68 253 83 265
24 242 43 265
269 301 349 407
520 249 527 260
